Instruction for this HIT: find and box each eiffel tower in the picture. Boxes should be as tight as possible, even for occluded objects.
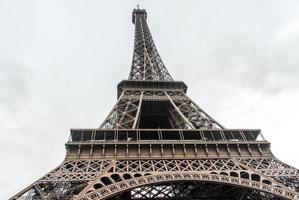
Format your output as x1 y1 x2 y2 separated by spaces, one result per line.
11 7 299 200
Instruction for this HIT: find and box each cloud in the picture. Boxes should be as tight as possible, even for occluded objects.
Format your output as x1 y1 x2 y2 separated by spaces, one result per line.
0 59 32 114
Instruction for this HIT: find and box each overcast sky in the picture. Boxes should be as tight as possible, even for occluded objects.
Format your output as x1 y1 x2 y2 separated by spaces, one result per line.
1 0 299 199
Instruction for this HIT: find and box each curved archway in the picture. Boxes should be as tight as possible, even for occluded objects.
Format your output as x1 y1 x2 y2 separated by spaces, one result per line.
80 172 298 200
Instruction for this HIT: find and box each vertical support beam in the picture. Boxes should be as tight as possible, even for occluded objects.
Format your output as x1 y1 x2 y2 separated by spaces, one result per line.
185 93 225 129
99 91 125 129
165 91 195 129
132 91 144 129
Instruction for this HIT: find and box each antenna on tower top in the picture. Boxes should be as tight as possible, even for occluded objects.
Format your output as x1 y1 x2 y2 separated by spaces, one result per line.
137 4 140 9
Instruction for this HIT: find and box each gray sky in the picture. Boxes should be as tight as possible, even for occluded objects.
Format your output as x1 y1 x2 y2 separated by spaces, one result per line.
1 0 299 199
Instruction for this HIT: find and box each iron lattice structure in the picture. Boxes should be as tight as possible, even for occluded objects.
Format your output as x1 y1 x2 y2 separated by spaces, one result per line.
11 8 299 200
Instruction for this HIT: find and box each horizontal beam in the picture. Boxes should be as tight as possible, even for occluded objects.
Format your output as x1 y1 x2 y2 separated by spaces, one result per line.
117 80 187 98
65 142 271 159
69 129 262 143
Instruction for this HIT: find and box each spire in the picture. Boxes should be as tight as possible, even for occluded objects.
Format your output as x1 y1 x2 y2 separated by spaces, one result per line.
129 9 173 81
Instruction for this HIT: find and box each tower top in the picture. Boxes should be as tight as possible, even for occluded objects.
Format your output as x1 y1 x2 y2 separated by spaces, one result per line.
132 8 147 24
129 8 173 81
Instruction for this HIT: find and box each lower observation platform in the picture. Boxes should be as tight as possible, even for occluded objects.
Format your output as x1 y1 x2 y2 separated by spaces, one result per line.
69 129 263 142
66 129 271 159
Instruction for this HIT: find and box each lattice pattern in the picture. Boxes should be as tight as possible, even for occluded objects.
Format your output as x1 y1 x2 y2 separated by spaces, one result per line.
11 160 112 200
130 182 279 199
110 159 245 174
99 90 223 130
12 158 299 200
42 160 111 181
73 158 298 200
239 157 299 191
100 91 143 129
12 181 87 200
239 158 299 177
129 9 173 81
169 106 189 129
166 91 224 129
79 172 297 200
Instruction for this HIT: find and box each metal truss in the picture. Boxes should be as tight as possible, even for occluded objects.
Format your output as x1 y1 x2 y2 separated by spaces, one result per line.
11 158 299 200
129 182 281 200
41 160 111 181
10 160 111 200
13 181 87 200
100 91 143 129
11 7 299 200
239 157 299 191
100 90 223 129
165 91 224 129
72 158 298 199
130 182 246 199
129 9 173 81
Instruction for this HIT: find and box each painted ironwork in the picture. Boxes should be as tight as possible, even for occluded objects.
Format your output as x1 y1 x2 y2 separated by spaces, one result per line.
11 7 299 200
129 9 172 81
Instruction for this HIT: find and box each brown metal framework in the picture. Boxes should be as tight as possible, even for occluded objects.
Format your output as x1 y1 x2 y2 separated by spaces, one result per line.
11 8 299 200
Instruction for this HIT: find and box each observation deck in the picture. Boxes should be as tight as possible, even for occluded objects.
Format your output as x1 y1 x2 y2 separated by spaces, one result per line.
65 129 271 160
117 80 187 97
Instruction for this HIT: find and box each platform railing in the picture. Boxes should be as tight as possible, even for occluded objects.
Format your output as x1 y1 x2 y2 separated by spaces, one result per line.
68 129 264 143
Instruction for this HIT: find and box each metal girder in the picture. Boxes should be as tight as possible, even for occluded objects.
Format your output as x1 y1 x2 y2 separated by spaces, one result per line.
129 182 281 200
11 158 299 200
165 91 224 129
72 158 297 200
239 157 299 191
10 7 299 200
100 91 143 129
10 160 112 200
130 182 248 199
99 90 223 130
129 9 173 81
